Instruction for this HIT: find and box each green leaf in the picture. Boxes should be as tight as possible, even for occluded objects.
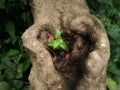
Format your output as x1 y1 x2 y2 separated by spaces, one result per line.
55 28 61 39
7 49 19 56
113 55 119 62
15 81 23 90
115 48 120 54
0 0 5 9
108 30 120 40
12 36 18 45
116 85 120 90
107 76 117 90
60 42 68 50
4 37 13 44
114 76 120 84
22 85 30 90
53 40 60 49
5 20 15 37
47 41 54 47
5 68 16 79
17 64 23 73
0 81 11 90
16 54 22 64
16 72 23 79
22 59 31 72
108 66 120 76
1 56 12 68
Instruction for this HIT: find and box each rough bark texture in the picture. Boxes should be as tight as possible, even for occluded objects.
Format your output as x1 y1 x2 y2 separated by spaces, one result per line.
22 0 110 90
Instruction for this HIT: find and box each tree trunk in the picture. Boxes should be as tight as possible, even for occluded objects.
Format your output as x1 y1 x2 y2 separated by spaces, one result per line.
22 0 110 90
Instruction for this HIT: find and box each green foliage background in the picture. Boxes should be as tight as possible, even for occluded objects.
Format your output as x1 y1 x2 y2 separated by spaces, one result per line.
0 0 120 90
0 0 33 90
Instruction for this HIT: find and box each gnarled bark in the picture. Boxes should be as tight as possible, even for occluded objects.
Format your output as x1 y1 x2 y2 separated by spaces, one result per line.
22 0 110 90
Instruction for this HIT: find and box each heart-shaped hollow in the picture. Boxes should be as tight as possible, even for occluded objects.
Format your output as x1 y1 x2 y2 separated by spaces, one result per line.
37 29 96 88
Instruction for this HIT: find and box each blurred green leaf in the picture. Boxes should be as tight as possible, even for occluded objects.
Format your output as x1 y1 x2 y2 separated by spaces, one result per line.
5 20 15 37
107 76 117 90
22 59 31 72
114 76 120 84
4 36 18 45
108 60 117 68
47 41 54 47
16 54 23 64
1 56 12 68
55 28 61 39
53 40 60 49
113 55 120 62
5 68 16 79
16 72 23 79
17 64 23 73
0 81 11 90
7 49 19 56
108 66 120 76
116 85 120 90
15 81 23 90
0 0 5 9
108 30 120 40
22 85 30 90
4 37 13 44
60 42 68 50
115 48 120 54
12 36 18 45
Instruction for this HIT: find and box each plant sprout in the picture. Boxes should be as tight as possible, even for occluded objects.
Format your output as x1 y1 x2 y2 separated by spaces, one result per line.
47 28 68 50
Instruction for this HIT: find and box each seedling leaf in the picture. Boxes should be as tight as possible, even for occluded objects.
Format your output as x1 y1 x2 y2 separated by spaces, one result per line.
60 42 68 50
47 28 68 51
53 40 60 49
55 28 61 39
47 41 54 47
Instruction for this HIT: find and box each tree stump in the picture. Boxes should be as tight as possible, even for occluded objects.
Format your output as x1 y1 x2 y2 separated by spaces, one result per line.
22 0 110 90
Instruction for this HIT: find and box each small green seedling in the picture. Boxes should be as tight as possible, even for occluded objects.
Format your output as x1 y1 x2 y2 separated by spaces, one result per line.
47 28 68 50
